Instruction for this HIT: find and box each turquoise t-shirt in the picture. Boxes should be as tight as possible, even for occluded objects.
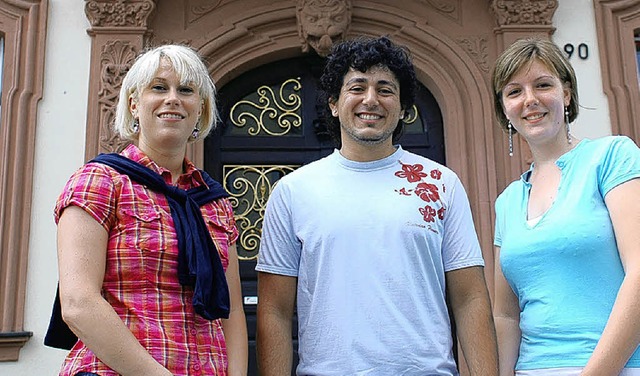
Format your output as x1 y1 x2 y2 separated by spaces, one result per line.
494 136 640 370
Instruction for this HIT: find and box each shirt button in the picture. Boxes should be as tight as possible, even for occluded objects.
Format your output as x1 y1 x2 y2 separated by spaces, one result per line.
190 328 197 335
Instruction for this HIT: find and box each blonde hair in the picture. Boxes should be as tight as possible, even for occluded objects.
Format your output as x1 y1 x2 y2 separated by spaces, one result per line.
114 44 218 142
491 37 579 132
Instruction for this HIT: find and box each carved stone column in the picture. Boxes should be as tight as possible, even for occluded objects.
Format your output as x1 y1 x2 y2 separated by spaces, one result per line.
84 0 156 160
490 0 558 183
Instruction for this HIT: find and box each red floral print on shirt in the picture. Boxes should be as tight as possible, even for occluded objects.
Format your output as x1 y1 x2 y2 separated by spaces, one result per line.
420 205 437 222
395 187 412 196
395 161 447 231
394 163 428 183
415 182 440 203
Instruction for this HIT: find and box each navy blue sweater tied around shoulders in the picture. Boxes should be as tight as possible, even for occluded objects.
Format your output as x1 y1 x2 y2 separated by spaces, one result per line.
44 153 231 350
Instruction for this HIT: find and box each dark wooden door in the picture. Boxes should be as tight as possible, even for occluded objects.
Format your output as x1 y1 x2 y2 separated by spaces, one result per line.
204 56 445 375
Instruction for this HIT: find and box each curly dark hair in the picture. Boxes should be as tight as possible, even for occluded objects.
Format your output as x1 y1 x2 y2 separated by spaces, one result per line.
318 36 417 146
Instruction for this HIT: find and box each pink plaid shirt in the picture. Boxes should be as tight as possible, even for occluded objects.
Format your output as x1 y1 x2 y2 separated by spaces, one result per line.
54 144 238 376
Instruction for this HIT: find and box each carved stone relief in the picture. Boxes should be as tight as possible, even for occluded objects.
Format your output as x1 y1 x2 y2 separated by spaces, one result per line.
85 0 156 28
186 0 223 24
456 36 490 73
296 0 352 57
98 41 138 152
491 0 558 26
422 0 461 23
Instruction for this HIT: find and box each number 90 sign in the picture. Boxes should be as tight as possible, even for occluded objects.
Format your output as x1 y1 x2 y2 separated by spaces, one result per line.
564 43 589 60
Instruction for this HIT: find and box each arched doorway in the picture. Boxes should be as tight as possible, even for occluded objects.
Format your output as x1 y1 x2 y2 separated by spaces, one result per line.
204 56 445 374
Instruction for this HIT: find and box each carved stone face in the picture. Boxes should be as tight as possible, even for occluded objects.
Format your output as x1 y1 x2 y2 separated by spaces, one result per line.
297 0 351 56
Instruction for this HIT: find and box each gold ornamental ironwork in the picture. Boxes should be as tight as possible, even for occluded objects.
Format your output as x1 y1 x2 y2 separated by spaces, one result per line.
403 104 418 124
223 164 299 260
230 78 303 136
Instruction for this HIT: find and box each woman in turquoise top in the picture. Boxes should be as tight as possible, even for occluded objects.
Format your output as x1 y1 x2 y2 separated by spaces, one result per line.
492 37 640 375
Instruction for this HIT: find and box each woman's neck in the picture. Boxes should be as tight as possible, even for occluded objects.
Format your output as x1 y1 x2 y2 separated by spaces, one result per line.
529 137 579 166
135 141 186 182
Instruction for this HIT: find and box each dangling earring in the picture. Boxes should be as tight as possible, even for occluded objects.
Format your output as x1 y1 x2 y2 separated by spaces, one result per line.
132 118 139 134
508 121 514 157
565 107 572 144
191 127 199 139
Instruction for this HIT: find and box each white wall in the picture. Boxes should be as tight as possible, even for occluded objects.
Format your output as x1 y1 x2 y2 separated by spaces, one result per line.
0 2 92 375
553 0 613 139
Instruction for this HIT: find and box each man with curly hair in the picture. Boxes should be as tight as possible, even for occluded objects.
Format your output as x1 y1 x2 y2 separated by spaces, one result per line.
256 36 498 375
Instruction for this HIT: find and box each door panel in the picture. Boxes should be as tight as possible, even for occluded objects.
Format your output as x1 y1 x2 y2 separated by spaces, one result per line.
204 56 444 375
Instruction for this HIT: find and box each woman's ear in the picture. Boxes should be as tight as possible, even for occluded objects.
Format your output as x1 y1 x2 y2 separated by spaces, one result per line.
129 95 138 117
500 99 508 118
563 84 572 108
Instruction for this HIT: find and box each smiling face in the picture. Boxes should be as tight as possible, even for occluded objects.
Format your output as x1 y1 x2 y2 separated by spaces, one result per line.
129 59 202 153
328 65 404 158
501 59 571 147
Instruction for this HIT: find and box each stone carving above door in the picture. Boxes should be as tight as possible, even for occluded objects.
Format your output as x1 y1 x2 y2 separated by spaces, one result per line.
422 0 460 23
296 0 352 56
456 36 490 73
186 0 223 24
491 0 558 25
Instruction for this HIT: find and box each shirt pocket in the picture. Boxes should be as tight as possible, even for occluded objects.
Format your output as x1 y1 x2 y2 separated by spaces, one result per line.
116 193 180 283
119 200 167 251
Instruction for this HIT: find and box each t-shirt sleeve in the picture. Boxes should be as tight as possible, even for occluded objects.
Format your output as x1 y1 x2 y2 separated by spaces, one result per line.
54 163 118 231
255 179 301 277
441 176 485 271
599 136 640 197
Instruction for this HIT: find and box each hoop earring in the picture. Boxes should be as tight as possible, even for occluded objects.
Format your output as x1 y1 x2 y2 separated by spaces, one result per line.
565 107 572 144
508 121 513 157
132 118 139 134
191 127 199 139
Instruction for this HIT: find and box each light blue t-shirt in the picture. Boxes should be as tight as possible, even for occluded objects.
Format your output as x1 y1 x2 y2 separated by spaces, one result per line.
258 146 484 375
494 136 640 370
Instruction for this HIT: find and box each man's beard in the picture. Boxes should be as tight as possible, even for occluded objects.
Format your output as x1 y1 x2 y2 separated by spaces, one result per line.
341 124 395 146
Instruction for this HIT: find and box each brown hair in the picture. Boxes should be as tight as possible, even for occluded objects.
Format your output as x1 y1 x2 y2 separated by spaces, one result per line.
491 37 579 132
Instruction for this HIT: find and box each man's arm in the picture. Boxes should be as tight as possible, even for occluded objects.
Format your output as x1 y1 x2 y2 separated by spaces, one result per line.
256 271 297 376
446 266 499 376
